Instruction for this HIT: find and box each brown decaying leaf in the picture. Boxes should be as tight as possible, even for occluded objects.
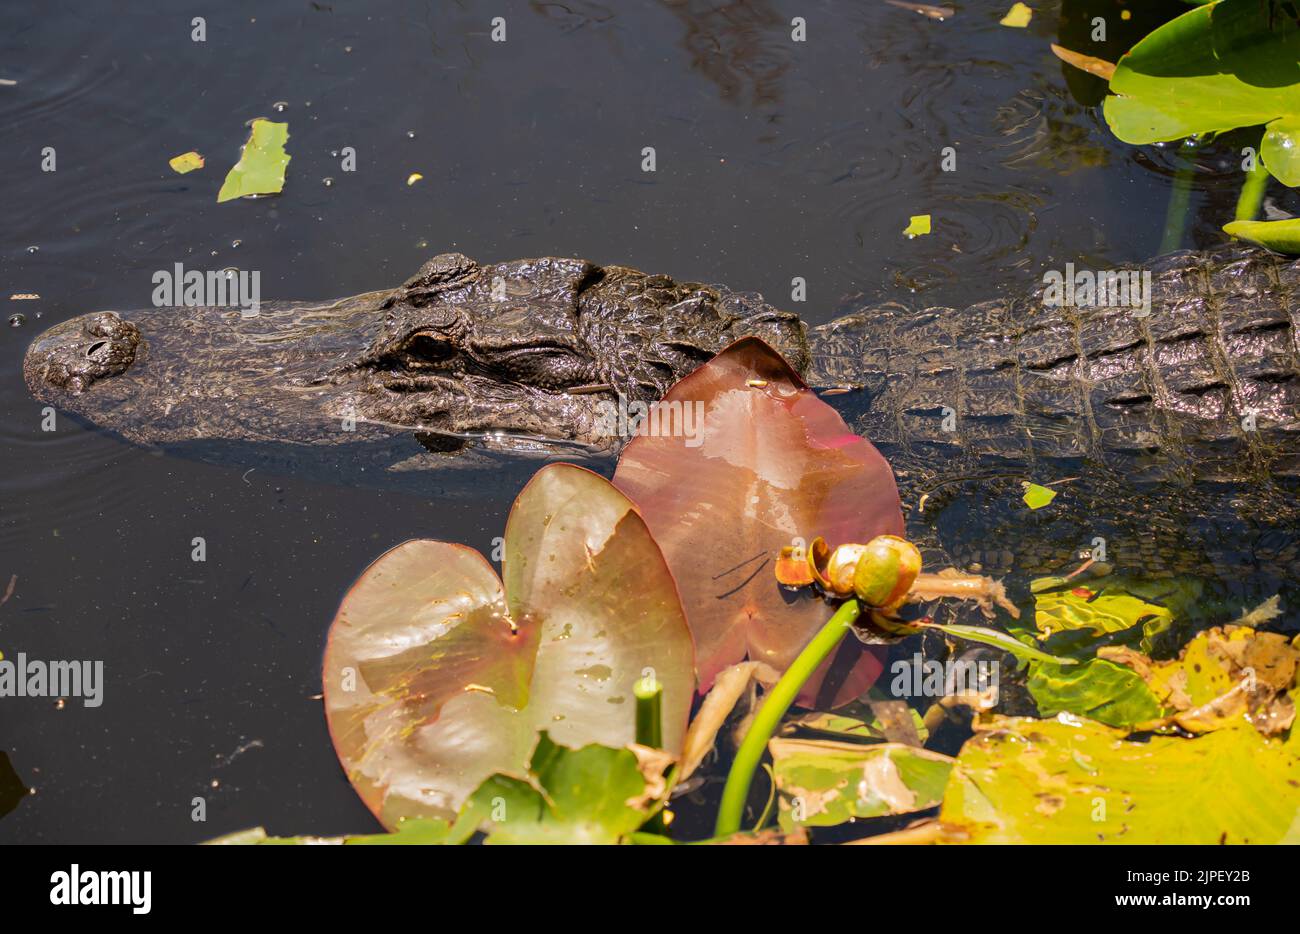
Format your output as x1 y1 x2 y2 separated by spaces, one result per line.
614 338 904 707
1100 624 1299 735
679 660 779 781
1050 44 1117 82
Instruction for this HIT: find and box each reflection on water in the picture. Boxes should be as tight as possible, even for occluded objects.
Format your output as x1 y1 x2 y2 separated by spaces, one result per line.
0 0 1294 842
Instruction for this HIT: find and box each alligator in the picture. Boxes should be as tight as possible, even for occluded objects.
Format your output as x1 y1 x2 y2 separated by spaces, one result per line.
23 246 1300 585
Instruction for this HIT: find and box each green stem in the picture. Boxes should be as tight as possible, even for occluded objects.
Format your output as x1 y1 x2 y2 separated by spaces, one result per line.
634 676 663 749
714 599 862 837
1159 141 1198 256
1234 148 1270 222
634 676 668 836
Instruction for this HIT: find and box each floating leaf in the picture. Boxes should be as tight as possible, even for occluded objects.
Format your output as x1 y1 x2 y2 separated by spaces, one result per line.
613 338 904 707
323 463 694 827
1027 658 1166 728
1049 43 1116 81
1102 0 1300 185
1031 577 1173 652
939 713 1300 843
999 2 1033 27
1223 218 1300 255
770 738 952 831
1021 482 1057 509
217 119 290 203
457 733 659 844
1100 625 1299 734
785 696 929 745
168 151 204 174
902 214 931 237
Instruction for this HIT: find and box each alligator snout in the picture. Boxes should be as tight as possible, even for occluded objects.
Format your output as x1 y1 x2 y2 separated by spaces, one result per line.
23 311 141 395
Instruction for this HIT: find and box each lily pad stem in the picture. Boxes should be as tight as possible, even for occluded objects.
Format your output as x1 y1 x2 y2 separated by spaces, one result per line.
634 676 663 749
714 599 862 837
1159 140 1198 255
1234 144 1270 222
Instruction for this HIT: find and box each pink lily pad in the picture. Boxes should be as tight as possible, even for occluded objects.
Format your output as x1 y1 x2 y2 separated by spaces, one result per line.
323 464 694 828
613 338 903 707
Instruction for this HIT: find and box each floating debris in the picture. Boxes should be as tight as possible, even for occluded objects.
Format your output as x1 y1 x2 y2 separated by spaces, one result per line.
1050 44 1116 81
903 214 931 237
217 119 290 203
1000 2 1032 27
884 0 955 21
168 151 205 174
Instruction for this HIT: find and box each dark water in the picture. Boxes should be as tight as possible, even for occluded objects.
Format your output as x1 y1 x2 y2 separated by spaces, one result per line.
0 0 1269 842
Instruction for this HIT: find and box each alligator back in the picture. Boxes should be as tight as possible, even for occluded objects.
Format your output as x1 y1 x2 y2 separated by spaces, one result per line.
808 245 1300 585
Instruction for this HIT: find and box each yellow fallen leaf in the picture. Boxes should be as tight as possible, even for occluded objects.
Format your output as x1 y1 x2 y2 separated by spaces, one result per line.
903 214 931 237
1000 2 1032 27
169 151 205 174
1022 482 1056 509
406 172 424 186
1049 44 1116 81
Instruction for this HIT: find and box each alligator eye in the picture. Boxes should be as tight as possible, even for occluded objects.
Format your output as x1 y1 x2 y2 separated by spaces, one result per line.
403 333 457 367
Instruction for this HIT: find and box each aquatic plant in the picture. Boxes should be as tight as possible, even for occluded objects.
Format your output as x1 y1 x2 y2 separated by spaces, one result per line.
1099 0 1300 249
211 342 1300 845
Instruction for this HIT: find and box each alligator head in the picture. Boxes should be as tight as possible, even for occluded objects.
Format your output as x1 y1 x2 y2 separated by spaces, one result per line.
23 253 810 457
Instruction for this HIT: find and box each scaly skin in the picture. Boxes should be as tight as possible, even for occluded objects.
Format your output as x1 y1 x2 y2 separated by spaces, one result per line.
23 246 1300 581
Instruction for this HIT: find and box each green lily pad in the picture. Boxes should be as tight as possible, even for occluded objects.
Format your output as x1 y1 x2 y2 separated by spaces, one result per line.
217 119 291 202
1102 0 1300 185
323 463 694 828
770 738 953 831
1027 658 1166 728
1224 217 1300 253
1030 577 1173 653
457 733 657 844
939 713 1300 843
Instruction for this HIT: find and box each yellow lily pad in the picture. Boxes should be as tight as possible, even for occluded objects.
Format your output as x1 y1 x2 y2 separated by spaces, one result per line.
1100 625 1299 735
939 712 1300 843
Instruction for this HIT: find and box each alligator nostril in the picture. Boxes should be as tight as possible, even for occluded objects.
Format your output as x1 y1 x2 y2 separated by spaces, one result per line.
86 341 108 358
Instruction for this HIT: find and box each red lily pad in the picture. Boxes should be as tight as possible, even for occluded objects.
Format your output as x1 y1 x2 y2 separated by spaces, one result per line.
613 338 904 707
323 464 694 828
